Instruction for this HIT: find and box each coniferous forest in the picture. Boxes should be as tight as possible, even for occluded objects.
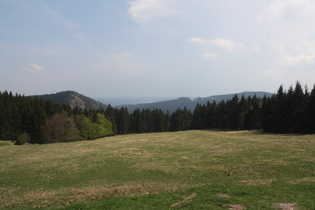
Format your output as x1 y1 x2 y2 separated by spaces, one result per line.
0 81 314 144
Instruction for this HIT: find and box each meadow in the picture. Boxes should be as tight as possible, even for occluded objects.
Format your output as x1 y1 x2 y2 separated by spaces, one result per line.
0 130 314 209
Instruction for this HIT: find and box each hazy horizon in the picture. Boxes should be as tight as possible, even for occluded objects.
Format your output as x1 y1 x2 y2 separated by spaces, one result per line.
1 0 315 97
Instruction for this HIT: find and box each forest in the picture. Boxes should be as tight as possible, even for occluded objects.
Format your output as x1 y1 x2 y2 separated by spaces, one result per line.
0 81 314 144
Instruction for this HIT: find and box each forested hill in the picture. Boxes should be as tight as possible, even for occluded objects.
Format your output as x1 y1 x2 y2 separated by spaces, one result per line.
32 91 107 110
199 91 273 104
1 82 314 144
117 91 273 113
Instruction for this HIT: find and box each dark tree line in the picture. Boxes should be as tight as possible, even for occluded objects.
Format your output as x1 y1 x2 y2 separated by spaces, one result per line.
1 81 315 144
102 107 192 135
92 81 315 135
192 94 264 131
191 82 315 133
0 91 113 144
262 82 315 133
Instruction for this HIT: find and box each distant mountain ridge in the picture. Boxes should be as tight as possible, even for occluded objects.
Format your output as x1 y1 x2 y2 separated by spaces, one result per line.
117 91 273 113
94 97 177 107
32 91 107 110
31 91 273 113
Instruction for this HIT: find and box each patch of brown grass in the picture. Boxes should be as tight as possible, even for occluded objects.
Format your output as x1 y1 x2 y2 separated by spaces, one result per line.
218 193 231 198
229 204 246 210
238 179 276 186
1 182 179 209
170 193 197 208
275 203 298 210
287 177 315 184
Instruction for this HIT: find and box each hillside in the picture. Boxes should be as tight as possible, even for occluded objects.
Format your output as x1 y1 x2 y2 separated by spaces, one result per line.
117 91 273 113
32 91 107 110
1 130 314 209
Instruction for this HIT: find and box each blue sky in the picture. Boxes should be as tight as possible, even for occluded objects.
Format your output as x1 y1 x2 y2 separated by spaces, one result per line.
1 0 315 98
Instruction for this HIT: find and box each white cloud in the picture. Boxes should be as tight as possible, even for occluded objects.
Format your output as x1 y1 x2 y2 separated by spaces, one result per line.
202 52 219 60
211 38 245 51
286 55 314 64
258 0 293 20
258 0 315 20
257 0 315 76
263 38 315 85
187 37 207 45
128 0 181 24
188 37 245 51
27 63 45 72
276 38 315 67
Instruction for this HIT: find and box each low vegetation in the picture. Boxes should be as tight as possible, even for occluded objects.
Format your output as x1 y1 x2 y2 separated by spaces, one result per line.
1 130 314 209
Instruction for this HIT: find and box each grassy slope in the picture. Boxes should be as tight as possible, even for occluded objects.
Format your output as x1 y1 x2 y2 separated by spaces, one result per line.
0 130 314 209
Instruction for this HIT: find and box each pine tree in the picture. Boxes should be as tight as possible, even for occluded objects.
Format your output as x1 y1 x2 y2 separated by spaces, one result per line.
192 104 203 129
116 107 130 134
306 85 315 132
130 109 143 133
104 105 118 135
164 111 171 132
244 95 262 130
292 81 308 132
226 95 240 129
216 101 227 129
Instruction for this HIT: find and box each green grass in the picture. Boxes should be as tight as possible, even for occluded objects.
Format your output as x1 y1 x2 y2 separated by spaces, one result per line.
0 130 314 209
0 140 14 147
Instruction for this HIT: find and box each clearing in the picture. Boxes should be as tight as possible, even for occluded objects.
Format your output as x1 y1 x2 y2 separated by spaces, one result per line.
0 130 314 209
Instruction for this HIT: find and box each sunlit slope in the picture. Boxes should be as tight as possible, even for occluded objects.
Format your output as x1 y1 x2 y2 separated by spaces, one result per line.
0 130 314 209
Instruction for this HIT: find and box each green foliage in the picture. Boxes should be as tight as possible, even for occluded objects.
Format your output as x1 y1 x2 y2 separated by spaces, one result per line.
0 91 114 144
15 133 31 145
94 113 114 137
74 114 94 139
74 113 113 140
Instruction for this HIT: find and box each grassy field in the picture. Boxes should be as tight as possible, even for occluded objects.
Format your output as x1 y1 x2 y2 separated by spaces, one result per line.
0 130 314 209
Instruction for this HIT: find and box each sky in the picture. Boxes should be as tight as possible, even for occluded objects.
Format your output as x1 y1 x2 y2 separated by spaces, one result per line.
1 0 315 98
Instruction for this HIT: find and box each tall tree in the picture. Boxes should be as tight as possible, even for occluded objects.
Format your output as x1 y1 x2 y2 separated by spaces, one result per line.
41 112 80 143
244 95 262 130
104 105 118 135
292 81 308 132
226 95 240 129
95 113 114 137
164 111 171 132
130 109 143 133
307 85 315 132
116 107 130 134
